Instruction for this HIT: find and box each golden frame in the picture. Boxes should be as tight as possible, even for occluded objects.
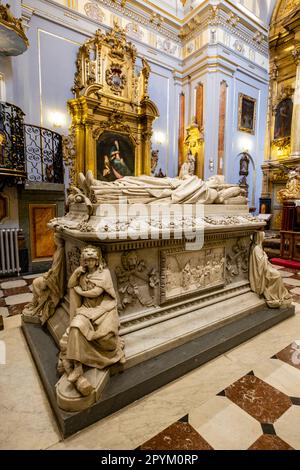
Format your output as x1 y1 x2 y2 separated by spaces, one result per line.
238 93 257 135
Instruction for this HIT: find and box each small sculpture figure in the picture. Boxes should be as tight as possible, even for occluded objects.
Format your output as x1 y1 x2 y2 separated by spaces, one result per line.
179 149 195 179
151 149 159 175
59 246 125 397
278 169 300 201
22 235 65 324
249 231 292 308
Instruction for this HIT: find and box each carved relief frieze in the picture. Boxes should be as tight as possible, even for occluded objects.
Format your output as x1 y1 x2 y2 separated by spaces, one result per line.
125 22 144 40
161 246 225 302
84 2 105 23
67 246 81 275
116 250 159 311
226 237 250 284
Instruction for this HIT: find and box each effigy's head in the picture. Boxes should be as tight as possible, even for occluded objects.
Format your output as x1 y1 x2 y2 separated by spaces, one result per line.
81 245 105 270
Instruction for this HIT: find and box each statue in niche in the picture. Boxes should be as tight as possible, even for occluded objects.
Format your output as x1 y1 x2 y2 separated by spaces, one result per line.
22 235 65 325
179 149 195 179
274 98 293 140
116 251 159 310
58 246 125 397
249 232 292 308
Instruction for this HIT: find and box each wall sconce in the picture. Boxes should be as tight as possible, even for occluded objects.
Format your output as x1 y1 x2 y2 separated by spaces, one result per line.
153 130 166 145
209 158 214 172
238 135 252 154
50 111 66 129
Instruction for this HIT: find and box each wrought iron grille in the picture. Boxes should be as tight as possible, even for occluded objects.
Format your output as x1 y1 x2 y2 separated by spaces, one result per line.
24 124 64 183
0 101 26 178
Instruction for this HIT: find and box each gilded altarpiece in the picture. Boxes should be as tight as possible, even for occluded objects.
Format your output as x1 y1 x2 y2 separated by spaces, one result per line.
67 25 159 181
261 1 300 231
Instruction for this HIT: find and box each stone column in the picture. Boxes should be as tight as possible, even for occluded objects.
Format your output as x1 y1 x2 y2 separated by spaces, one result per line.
290 47 300 156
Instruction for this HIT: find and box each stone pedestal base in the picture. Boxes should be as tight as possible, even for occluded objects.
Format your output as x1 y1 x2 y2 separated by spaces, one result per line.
22 302 294 438
56 369 110 412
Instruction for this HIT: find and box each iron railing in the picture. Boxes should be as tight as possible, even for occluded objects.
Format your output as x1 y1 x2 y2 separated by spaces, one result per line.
0 101 26 179
24 124 64 183
0 101 64 185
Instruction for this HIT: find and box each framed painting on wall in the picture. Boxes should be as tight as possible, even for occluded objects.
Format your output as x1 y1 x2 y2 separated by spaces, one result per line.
96 131 135 181
238 93 257 135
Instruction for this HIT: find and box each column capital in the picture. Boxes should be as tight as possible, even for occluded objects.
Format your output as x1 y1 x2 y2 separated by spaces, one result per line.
292 47 300 65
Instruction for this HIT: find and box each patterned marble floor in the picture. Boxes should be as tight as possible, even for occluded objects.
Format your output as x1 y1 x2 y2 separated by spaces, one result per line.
0 265 300 450
0 274 42 318
138 264 300 450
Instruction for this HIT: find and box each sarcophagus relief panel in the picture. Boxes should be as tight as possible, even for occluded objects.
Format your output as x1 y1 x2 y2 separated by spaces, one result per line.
160 246 225 303
107 247 160 315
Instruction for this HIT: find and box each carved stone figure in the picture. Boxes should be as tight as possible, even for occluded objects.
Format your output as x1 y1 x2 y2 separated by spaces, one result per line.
82 171 247 206
179 149 195 179
226 238 249 283
116 250 159 310
22 235 65 324
249 232 292 308
58 246 125 399
151 149 159 175
278 169 300 201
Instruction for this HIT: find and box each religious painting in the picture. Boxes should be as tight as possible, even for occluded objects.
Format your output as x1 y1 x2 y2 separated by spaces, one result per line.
274 98 293 140
96 131 135 181
238 93 257 135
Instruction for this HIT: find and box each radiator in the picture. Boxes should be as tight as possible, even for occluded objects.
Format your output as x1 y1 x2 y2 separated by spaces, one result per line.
0 229 21 276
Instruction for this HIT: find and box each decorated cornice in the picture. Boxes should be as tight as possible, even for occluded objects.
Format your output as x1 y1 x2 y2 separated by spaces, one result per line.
95 0 181 43
181 4 268 56
24 0 269 66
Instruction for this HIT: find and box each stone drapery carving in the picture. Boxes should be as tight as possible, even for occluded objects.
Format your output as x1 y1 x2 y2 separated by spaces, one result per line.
249 232 292 308
22 235 65 324
116 250 159 310
66 186 93 215
58 246 125 401
226 238 249 283
82 171 247 206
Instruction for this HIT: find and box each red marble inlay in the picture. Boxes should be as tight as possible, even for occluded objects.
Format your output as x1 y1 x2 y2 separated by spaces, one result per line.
140 422 213 450
8 302 29 316
225 374 292 423
248 434 294 450
276 342 300 370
